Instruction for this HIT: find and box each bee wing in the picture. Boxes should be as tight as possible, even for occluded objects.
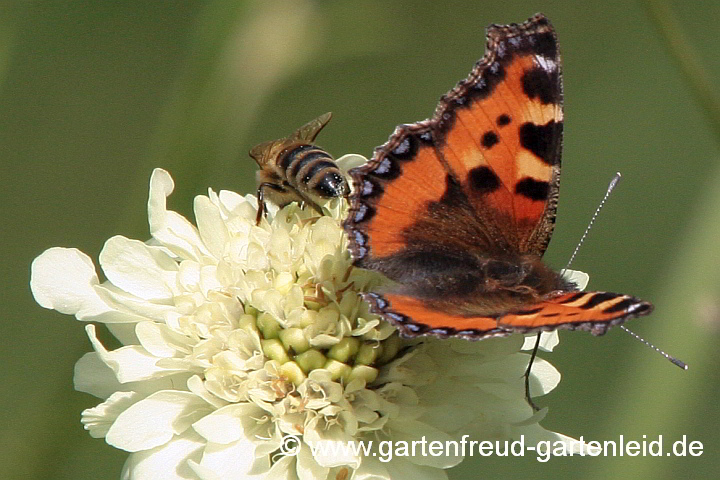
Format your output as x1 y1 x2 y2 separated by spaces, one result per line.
292 112 332 142
248 139 278 166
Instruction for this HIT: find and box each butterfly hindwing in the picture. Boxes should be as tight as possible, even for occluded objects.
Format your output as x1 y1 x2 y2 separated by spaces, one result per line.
498 291 654 335
363 292 510 340
366 291 653 340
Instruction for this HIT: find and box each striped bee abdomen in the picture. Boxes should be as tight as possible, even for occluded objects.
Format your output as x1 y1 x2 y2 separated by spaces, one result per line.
249 112 350 224
283 146 349 198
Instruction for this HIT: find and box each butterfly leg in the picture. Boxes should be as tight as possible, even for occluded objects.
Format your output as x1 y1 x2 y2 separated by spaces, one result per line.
256 182 288 225
524 332 542 411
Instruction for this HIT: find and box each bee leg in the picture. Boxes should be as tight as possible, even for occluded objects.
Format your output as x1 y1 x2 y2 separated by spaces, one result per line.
305 199 325 216
256 182 287 225
296 191 324 216
282 184 324 216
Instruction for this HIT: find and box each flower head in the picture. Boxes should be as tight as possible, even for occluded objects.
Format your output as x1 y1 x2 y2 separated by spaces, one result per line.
31 159 577 480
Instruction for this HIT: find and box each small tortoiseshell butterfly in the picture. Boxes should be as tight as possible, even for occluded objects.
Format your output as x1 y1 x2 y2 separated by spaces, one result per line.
343 13 653 340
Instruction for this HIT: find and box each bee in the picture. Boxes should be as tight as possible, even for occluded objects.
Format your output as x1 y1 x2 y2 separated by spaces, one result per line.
249 112 349 225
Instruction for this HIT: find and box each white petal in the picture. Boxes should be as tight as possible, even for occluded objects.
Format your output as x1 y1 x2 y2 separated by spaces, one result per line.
303 425 360 468
521 331 560 352
86 324 180 383
31 250 154 324
107 322 141 345
297 440 328 480
511 406 548 427
99 236 179 300
259 454 297 480
74 351 124 398
108 390 212 452
352 456 390 480
30 247 109 317
562 269 589 290
177 260 201 291
81 391 142 437
74 351 194 399
187 375 228 409
95 283 175 322
147 169 212 262
200 265 223 296
195 195 230 260
186 462 223 480
384 457 448 480
527 356 561 396
216 189 248 212
351 319 380 336
385 419 462 468
136 321 193 358
190 438 259 480
192 403 263 444
121 430 205 480
335 154 368 172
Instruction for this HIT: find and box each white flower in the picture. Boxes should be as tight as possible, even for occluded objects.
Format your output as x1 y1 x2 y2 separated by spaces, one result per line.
31 160 578 480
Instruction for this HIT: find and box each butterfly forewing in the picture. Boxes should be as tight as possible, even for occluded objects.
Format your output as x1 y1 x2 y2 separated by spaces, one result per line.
432 15 563 256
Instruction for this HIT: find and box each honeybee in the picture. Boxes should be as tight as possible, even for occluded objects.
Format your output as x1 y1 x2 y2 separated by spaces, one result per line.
249 112 349 224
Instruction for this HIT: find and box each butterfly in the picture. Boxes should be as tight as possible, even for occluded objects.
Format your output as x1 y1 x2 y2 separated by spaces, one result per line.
343 13 653 341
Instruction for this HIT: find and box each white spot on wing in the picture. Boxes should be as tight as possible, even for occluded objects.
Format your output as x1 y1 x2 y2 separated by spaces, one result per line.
534 55 557 72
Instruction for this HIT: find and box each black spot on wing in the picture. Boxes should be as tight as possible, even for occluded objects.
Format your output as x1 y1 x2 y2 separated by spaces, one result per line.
496 114 511 126
468 166 501 194
579 292 618 310
515 177 550 201
438 174 467 207
519 121 562 166
634 303 653 315
513 306 543 316
529 31 557 59
560 292 587 304
481 131 499 149
522 67 560 105
601 298 634 314
602 298 652 316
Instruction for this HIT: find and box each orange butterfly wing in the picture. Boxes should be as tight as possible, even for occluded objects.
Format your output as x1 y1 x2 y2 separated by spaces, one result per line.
344 14 653 339
366 291 653 339
346 13 561 270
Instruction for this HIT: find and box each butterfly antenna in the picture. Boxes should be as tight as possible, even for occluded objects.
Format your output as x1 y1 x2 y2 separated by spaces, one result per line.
526 172 620 410
619 325 688 369
558 172 688 370
562 172 622 272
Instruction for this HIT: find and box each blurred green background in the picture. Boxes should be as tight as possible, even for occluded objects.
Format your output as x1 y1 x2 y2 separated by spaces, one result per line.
1 1 718 478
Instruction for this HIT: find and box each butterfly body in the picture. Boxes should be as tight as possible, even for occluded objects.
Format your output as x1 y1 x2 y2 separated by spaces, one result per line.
344 13 653 340
250 112 349 224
